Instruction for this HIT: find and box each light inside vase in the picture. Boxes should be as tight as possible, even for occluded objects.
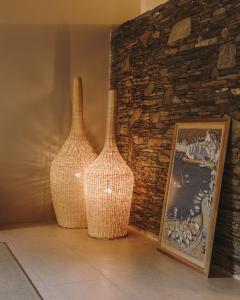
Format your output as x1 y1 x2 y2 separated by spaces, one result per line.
104 187 112 194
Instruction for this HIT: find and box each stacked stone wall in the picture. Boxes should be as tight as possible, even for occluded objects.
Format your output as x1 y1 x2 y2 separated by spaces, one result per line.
111 0 240 276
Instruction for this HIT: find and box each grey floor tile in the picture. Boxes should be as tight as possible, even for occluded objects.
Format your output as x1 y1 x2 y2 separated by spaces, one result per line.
0 223 239 300
44 279 131 300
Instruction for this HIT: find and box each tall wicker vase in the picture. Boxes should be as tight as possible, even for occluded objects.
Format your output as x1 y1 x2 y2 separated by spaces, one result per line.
50 77 97 229
84 90 134 239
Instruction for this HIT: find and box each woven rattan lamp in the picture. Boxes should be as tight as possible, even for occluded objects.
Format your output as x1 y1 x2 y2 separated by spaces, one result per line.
50 77 97 228
84 90 134 239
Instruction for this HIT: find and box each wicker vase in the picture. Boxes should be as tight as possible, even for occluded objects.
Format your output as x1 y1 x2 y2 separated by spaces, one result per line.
50 77 97 228
84 90 134 239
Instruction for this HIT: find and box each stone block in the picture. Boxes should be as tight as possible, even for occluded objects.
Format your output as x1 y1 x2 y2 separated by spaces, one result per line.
164 48 178 56
231 88 240 95
195 37 217 48
221 28 229 40
121 53 130 72
172 96 181 104
139 31 151 46
167 17 191 45
216 87 228 93
152 31 160 39
133 136 144 145
213 7 226 16
144 83 154 96
148 138 162 147
119 127 128 135
233 111 240 120
232 118 240 145
235 34 240 43
160 68 168 77
159 154 170 163
217 43 236 69
163 88 174 104
179 43 195 51
150 112 161 123
135 186 149 195
130 108 142 125
233 166 240 177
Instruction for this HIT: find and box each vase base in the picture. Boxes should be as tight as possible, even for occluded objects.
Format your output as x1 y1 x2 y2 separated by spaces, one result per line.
57 223 87 230
87 233 128 240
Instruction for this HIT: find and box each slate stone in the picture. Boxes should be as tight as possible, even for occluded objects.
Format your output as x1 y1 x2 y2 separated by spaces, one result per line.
231 88 240 95
195 37 217 48
217 43 236 69
167 17 191 45
121 53 130 72
144 83 154 96
163 88 174 104
152 31 160 39
139 31 151 46
213 7 226 16
130 108 142 125
221 28 229 40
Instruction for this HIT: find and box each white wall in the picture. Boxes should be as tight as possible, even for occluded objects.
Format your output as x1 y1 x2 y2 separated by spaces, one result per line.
140 0 168 14
0 25 111 224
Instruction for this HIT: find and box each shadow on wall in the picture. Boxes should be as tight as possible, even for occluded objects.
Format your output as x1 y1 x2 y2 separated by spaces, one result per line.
0 25 71 224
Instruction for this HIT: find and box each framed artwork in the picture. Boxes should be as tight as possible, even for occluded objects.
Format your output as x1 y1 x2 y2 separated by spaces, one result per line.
158 119 230 275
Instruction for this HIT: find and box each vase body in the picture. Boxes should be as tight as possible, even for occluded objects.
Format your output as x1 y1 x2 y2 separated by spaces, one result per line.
50 77 97 228
84 90 134 239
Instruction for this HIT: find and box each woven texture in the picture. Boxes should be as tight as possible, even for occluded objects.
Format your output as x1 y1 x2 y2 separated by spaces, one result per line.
50 77 97 228
84 90 134 239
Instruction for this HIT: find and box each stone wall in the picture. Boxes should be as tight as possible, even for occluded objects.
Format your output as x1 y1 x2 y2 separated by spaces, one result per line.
111 0 240 276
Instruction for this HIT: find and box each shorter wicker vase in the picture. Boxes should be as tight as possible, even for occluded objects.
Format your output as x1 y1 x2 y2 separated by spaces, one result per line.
84 90 134 239
50 77 97 229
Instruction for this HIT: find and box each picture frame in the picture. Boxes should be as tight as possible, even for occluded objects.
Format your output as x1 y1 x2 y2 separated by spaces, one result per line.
158 118 230 276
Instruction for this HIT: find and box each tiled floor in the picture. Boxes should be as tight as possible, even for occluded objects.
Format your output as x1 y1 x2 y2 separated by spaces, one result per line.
0 242 41 299
0 222 239 300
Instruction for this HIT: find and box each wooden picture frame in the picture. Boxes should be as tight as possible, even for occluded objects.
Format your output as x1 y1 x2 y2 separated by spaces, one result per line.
158 119 230 276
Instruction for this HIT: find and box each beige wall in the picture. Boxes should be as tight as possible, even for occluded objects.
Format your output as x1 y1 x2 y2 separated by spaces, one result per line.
0 0 139 25
140 0 168 14
0 25 110 224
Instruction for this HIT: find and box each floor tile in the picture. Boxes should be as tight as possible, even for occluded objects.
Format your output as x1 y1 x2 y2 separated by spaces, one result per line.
0 222 239 300
0 242 41 299
0 288 41 300
44 279 130 300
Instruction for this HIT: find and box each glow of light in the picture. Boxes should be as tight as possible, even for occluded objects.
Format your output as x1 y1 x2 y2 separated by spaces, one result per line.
104 187 112 194
75 172 81 178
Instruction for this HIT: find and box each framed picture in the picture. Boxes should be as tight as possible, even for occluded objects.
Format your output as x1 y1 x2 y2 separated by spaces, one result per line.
158 119 230 275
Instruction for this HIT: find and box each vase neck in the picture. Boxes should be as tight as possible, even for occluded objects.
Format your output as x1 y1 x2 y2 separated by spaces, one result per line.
70 77 84 135
104 90 117 149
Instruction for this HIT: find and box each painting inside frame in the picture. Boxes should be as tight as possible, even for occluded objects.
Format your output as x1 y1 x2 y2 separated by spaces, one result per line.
159 119 230 275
